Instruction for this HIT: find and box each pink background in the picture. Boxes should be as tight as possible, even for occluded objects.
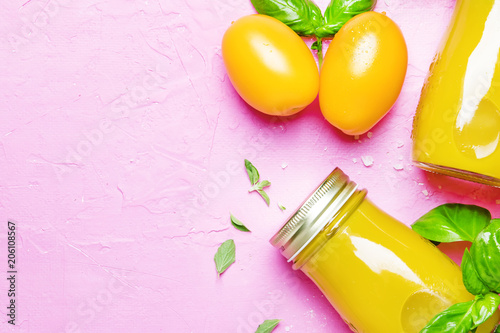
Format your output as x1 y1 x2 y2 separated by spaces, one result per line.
1 0 499 332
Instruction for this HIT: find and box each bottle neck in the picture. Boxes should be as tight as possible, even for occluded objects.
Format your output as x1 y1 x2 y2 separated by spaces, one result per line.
270 168 366 268
292 188 367 270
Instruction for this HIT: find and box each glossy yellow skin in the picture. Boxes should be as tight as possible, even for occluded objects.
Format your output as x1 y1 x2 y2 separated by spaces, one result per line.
319 12 408 135
222 14 319 116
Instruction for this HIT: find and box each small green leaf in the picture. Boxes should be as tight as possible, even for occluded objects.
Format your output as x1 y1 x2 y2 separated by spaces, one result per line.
230 214 251 232
470 219 500 293
311 40 321 51
411 204 491 243
214 239 236 276
420 300 475 333
251 0 323 36
278 204 286 211
245 159 271 205
255 319 280 333
245 159 260 185
462 249 489 295
315 0 377 38
471 293 500 329
257 189 270 206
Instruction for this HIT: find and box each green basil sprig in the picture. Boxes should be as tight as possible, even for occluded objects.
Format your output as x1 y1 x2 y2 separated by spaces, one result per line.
245 159 272 206
250 0 377 66
412 204 500 332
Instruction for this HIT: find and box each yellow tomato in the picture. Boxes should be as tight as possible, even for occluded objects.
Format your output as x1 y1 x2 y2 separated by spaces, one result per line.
222 14 319 116
319 12 408 135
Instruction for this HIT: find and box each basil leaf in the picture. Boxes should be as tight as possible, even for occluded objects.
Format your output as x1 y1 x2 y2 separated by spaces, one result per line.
251 0 323 36
470 219 500 293
420 300 475 333
245 159 260 185
230 214 251 232
471 293 500 329
411 204 491 243
214 239 236 276
305 0 323 33
462 249 489 295
255 319 280 333
315 0 377 38
257 189 270 206
278 204 286 211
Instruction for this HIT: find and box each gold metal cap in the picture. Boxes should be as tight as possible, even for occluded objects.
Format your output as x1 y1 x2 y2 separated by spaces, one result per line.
269 168 358 262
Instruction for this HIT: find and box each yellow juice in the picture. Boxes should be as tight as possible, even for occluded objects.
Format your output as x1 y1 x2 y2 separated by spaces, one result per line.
271 169 499 333
299 198 498 333
412 0 500 186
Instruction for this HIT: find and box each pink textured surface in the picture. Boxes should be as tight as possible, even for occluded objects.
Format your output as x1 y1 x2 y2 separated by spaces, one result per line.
1 0 499 332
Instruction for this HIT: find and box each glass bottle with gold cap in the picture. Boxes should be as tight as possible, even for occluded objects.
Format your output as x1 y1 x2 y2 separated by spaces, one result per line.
270 168 499 333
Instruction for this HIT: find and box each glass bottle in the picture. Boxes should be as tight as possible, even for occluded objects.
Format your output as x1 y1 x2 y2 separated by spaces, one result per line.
412 0 500 186
270 168 499 332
